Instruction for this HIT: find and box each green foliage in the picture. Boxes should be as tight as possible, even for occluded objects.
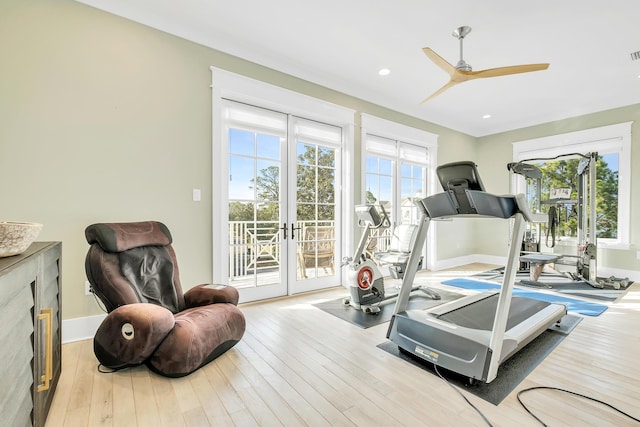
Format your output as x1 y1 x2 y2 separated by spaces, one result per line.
365 190 377 204
254 166 279 202
228 201 254 221
537 156 617 239
252 166 280 220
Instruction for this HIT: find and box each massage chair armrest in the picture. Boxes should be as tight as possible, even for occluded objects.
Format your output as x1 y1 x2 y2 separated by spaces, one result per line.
184 284 240 308
94 303 175 370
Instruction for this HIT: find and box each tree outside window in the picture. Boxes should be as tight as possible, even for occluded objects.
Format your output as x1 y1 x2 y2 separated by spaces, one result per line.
536 153 618 240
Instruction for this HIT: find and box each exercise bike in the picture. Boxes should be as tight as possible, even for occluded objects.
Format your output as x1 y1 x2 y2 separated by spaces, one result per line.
342 204 440 314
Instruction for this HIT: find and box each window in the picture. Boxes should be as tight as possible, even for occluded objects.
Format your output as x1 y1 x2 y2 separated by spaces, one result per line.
361 114 438 267
364 134 428 226
512 122 631 247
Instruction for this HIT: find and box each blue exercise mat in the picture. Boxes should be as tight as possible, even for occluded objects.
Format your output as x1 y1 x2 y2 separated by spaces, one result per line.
442 278 608 316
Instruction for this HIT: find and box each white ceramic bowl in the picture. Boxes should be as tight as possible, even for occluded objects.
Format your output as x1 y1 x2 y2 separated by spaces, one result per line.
0 222 43 258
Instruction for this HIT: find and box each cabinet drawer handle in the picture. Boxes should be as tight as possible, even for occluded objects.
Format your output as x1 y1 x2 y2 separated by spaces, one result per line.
37 307 53 392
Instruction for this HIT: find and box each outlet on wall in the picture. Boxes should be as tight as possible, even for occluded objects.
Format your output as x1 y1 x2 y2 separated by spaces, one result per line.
85 280 92 296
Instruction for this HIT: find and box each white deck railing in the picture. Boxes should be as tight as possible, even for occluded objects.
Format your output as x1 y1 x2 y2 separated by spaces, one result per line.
228 220 338 279
227 220 393 283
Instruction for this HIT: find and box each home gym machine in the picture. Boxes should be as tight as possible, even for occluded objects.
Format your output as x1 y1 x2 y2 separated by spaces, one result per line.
387 161 567 384
342 204 440 314
506 161 563 287
508 153 627 289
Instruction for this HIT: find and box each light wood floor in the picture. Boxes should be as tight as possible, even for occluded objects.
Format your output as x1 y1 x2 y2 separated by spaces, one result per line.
46 264 640 427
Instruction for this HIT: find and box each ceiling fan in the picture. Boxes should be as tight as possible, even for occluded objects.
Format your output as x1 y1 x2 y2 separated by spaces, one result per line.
421 26 549 103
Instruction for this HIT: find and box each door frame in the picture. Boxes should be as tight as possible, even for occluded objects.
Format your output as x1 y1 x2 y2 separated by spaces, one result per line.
211 67 355 303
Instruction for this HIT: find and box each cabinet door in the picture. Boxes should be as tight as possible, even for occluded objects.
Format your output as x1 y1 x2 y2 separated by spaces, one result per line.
33 243 62 427
0 259 37 427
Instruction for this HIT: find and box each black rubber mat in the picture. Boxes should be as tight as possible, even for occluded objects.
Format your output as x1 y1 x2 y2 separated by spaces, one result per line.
377 314 582 405
473 269 632 302
313 288 465 329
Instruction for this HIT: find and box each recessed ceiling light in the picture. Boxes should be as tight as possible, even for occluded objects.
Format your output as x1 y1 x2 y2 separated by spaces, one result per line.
482 114 492 119
378 68 391 76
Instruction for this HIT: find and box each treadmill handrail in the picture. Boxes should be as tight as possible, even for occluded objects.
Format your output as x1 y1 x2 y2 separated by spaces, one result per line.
420 190 535 222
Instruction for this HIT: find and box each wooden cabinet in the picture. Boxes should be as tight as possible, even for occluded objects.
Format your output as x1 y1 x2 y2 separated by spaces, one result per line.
0 242 62 427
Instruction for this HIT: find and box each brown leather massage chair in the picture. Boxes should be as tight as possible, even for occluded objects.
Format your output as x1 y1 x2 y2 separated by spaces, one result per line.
85 221 245 377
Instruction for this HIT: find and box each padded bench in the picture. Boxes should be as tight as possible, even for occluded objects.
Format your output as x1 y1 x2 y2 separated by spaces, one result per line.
520 253 560 282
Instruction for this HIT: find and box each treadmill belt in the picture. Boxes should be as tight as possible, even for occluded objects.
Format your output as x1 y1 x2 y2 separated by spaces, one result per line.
437 294 552 330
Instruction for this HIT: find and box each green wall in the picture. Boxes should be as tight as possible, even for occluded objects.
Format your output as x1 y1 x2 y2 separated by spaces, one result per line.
1 0 476 320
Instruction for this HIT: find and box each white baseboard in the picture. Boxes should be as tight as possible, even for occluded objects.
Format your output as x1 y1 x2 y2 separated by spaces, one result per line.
432 254 640 282
62 313 105 344
431 254 506 271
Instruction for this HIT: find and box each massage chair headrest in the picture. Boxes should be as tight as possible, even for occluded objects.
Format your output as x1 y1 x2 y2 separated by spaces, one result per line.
85 221 172 253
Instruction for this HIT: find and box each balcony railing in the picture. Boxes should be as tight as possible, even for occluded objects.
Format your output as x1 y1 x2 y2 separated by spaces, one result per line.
228 220 340 280
227 220 394 285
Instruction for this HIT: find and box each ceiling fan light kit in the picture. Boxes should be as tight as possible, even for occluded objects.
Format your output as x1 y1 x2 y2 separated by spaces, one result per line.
421 26 550 103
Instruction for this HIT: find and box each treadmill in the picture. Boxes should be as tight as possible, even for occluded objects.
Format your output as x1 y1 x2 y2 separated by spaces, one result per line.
386 161 567 384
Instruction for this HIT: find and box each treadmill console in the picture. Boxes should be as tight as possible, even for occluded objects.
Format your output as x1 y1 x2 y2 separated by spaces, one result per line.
422 161 518 219
355 204 389 228
437 160 486 192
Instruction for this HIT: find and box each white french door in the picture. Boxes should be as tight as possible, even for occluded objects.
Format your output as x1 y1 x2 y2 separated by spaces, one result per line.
222 100 341 303
288 117 342 294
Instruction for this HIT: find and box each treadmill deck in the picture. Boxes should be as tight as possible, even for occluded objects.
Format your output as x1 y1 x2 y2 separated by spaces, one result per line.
436 292 553 331
387 291 567 383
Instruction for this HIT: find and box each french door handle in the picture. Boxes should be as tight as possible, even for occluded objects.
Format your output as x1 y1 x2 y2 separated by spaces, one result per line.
279 223 288 240
291 223 302 239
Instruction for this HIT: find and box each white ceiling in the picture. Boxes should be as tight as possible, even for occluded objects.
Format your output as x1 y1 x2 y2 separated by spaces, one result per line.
77 0 640 137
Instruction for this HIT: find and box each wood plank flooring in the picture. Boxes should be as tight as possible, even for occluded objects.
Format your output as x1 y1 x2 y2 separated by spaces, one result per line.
46 265 640 426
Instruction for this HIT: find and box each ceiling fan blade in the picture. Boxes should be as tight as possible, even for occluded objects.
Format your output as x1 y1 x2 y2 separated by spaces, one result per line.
422 48 456 76
466 63 549 80
420 80 459 104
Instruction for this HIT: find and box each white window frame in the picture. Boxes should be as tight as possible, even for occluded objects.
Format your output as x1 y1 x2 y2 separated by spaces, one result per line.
361 114 439 269
211 67 355 285
512 121 632 249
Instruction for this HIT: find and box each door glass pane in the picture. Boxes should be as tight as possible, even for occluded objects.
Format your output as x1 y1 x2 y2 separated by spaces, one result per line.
228 156 254 200
229 129 254 156
256 133 280 159
296 141 337 280
365 156 378 173
400 161 426 225
379 158 392 175
228 127 282 289
365 172 380 204
255 160 280 202
365 154 394 251
379 176 393 211
369 157 393 220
